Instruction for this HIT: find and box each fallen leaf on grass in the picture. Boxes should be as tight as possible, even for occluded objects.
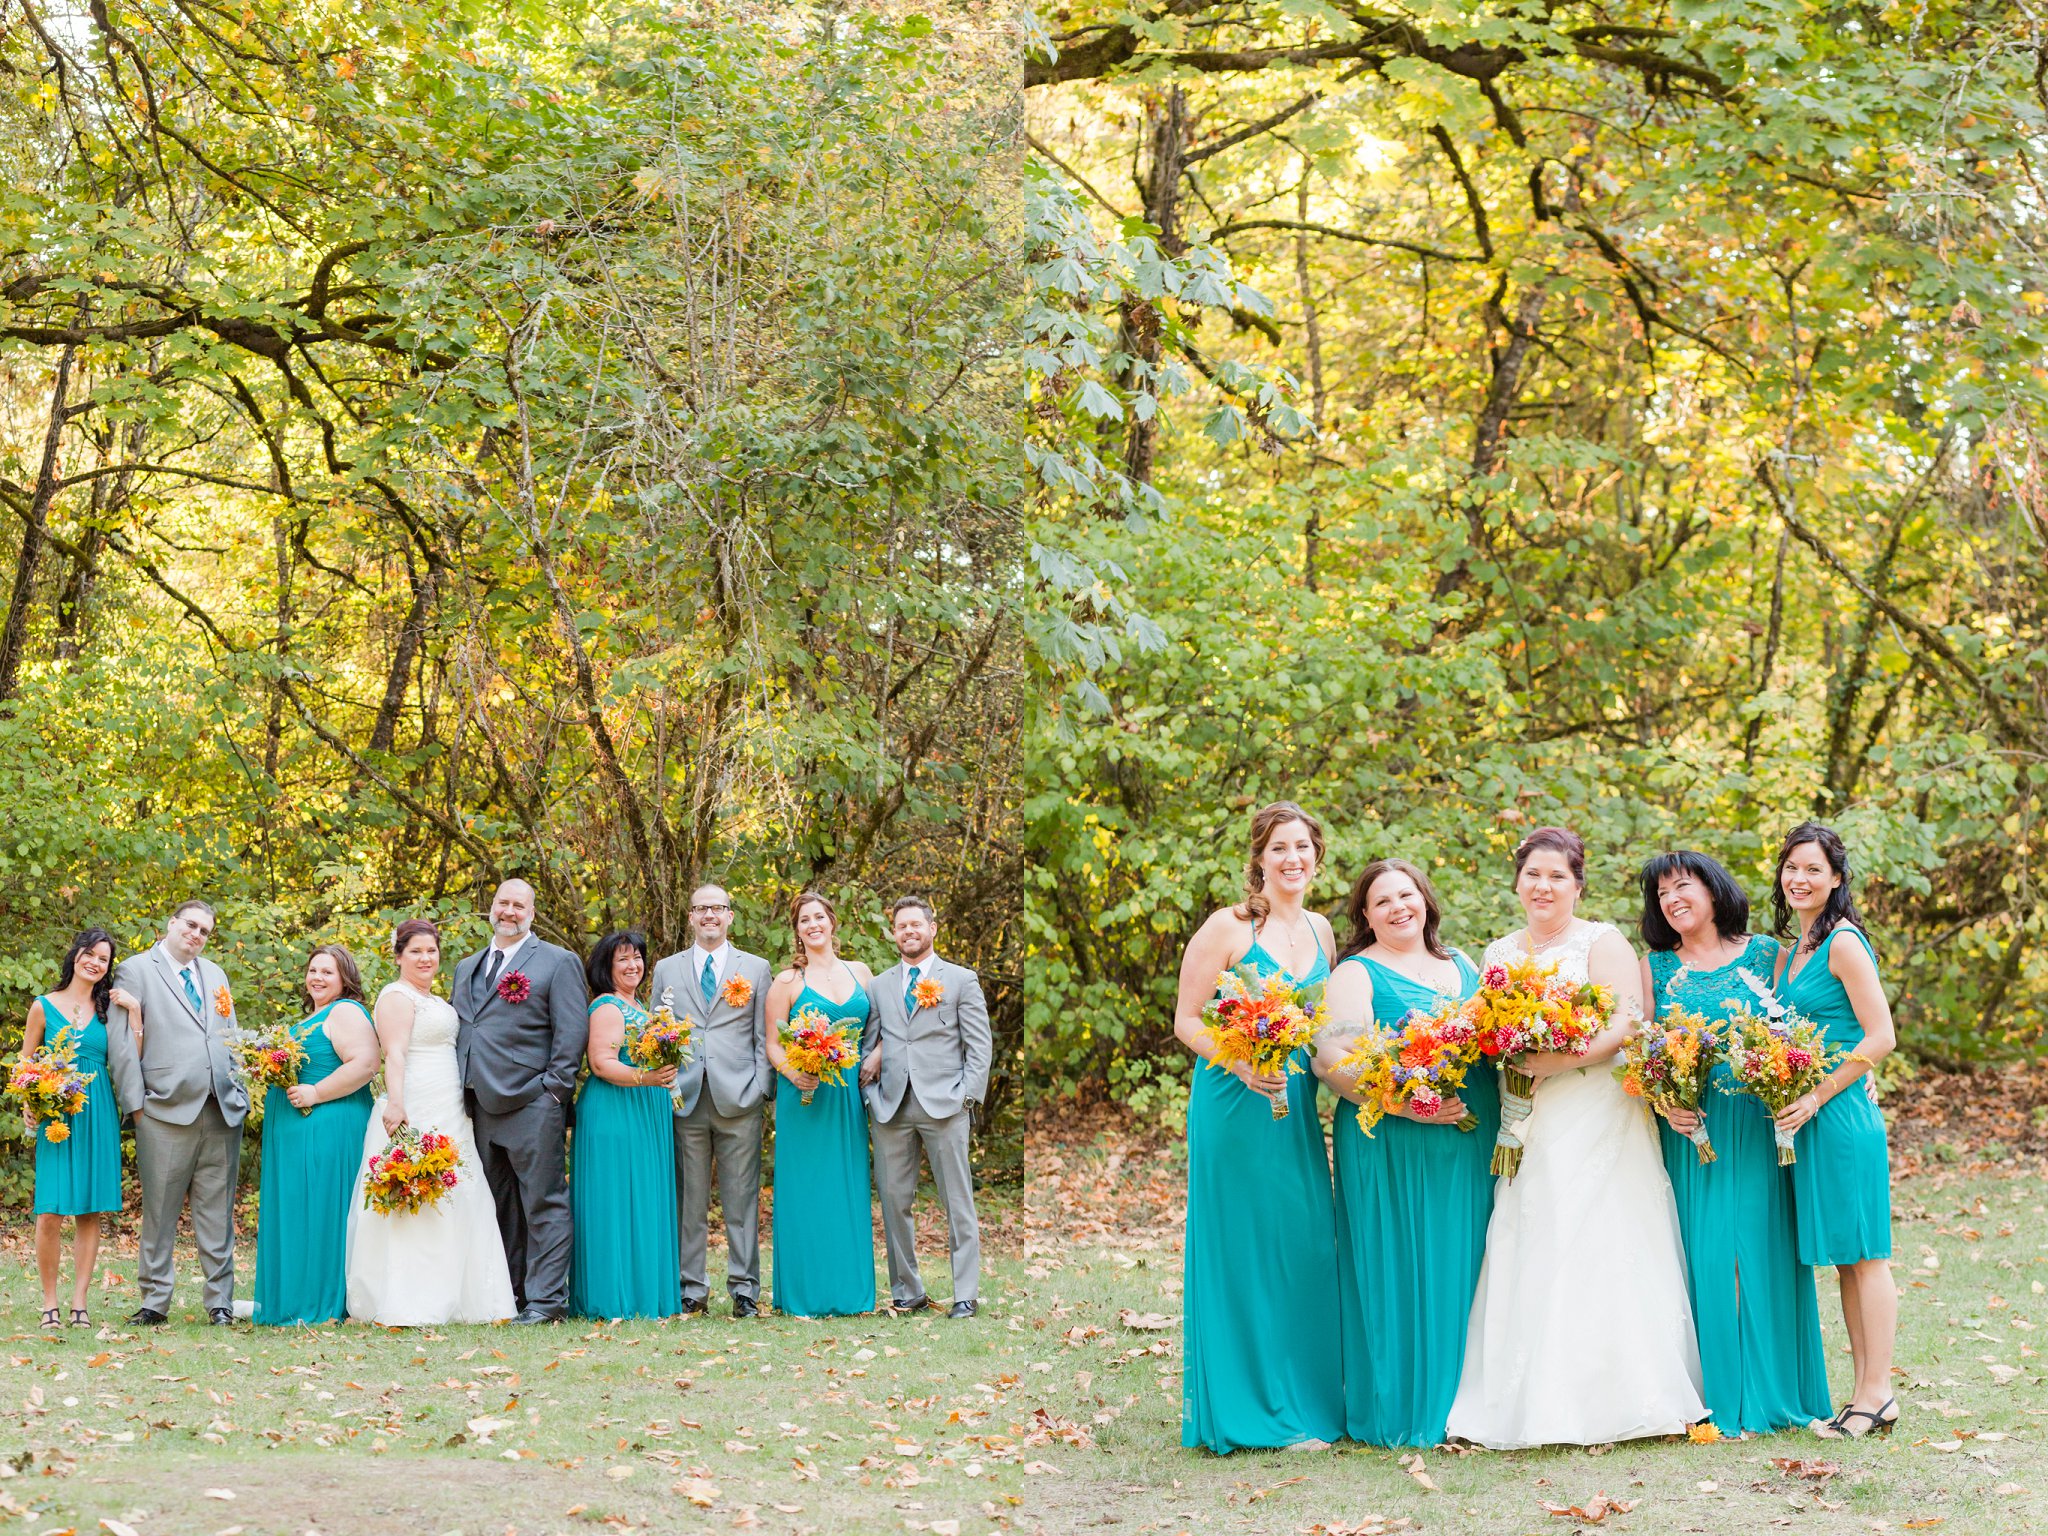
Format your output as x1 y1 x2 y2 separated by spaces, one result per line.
203 1489 237 1500
605 1465 634 1480
674 1477 719 1507
929 1523 961 1536
100 1522 142 1536
1116 1309 1175 1330
1770 1459 1842 1482
1540 1494 1636 1523
1902 1522 1944 1530
1398 1454 1436 1492
1021 1460 1061 1475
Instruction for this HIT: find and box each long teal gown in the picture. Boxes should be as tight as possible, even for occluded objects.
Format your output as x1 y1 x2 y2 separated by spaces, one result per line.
571 995 682 1320
1183 934 1344 1453
30 999 121 1217
253 1000 375 1325
1778 928 1892 1266
771 972 876 1317
1647 939 1831 1433
1333 951 1498 1447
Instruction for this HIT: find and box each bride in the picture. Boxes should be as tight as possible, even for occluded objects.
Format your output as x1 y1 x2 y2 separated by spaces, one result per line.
346 918 516 1325
1445 827 1705 1448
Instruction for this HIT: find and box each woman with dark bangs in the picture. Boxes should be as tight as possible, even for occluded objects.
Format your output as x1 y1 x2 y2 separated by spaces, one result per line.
1769 823 1898 1439
1637 851 1831 1435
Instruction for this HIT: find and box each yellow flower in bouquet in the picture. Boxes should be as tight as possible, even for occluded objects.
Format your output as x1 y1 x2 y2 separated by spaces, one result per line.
1615 1006 1723 1162
6 1027 94 1142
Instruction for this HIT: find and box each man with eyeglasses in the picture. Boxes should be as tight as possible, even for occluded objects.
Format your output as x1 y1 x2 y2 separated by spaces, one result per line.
105 899 250 1326
651 884 773 1317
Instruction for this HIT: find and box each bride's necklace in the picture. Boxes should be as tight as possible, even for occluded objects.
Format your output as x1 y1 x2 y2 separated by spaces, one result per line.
1373 945 1456 992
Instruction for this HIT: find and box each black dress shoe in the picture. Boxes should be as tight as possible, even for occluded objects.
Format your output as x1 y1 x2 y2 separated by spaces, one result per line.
891 1295 935 1316
509 1307 561 1325
125 1307 168 1327
731 1295 758 1319
948 1300 977 1320
679 1297 707 1315
207 1308 234 1326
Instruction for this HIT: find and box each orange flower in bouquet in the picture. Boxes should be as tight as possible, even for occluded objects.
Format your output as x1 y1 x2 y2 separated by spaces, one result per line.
782 1007 859 1105
6 1028 92 1142
1199 963 1325 1121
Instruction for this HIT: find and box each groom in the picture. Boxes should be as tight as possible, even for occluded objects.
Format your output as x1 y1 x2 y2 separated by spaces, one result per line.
862 896 991 1319
105 899 249 1326
652 884 772 1317
453 878 588 1324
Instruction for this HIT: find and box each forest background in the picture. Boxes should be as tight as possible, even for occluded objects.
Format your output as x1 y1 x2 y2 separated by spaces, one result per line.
1020 0 2048 1113
0 0 1029 1198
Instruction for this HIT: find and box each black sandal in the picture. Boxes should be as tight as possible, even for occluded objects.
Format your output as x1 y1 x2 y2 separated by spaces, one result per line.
1816 1397 1897 1439
39 1308 59 1329
68 1309 89 1328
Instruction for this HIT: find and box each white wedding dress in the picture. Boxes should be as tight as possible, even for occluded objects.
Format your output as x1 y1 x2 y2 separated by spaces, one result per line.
345 983 516 1326
1445 921 1706 1448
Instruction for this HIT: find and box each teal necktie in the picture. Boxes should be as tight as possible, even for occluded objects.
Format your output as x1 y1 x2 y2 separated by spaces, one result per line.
182 967 203 1015
904 966 920 1013
701 953 717 1002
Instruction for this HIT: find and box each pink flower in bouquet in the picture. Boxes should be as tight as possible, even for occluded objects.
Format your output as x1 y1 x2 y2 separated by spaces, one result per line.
1483 964 1509 989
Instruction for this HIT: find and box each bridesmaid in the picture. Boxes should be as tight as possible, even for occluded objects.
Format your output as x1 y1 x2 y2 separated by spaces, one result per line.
21 929 134 1329
570 930 681 1321
765 892 878 1317
253 945 379 1326
1769 822 1899 1438
1173 801 1343 1453
1637 851 1832 1434
1315 860 1497 1447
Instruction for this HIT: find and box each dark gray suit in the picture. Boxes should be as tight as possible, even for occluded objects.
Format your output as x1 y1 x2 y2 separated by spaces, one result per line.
863 955 990 1305
106 943 250 1313
453 933 588 1315
649 943 771 1303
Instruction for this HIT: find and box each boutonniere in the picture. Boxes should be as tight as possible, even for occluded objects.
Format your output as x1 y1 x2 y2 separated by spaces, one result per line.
913 976 944 1010
497 970 532 1004
719 973 753 1008
213 985 234 1019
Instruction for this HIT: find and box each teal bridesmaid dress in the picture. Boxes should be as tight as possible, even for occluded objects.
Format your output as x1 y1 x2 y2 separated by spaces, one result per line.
1182 933 1344 1453
1778 928 1892 1266
1647 939 1831 1432
30 999 121 1217
253 1000 375 1325
570 995 682 1320
1332 952 1498 1446
770 971 876 1317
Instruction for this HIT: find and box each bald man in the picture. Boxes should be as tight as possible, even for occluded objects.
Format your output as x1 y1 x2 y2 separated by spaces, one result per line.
453 879 588 1323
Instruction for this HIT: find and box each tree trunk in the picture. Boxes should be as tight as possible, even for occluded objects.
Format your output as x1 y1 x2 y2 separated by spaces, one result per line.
0 341 78 702
1293 167 1327 593
1119 85 1187 487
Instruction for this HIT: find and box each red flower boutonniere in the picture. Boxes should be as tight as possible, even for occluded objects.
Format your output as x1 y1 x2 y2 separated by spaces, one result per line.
913 976 944 1010
719 974 753 1008
213 985 234 1019
497 970 532 1004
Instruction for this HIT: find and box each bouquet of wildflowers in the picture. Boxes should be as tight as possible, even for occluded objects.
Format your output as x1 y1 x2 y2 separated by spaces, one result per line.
781 1007 859 1105
6 1028 93 1142
1725 1006 1835 1164
1461 957 1615 1177
1199 964 1325 1121
232 1023 309 1116
361 1125 461 1214
628 994 695 1109
1616 1006 1722 1162
1337 998 1479 1135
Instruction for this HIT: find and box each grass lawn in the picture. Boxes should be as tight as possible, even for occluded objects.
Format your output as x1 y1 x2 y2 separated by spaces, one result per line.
0 1197 1049 1536
1020 1108 2048 1536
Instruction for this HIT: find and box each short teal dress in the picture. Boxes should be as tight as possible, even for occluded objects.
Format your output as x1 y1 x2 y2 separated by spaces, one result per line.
1182 933 1344 1453
1332 951 1498 1447
1647 939 1831 1433
254 1000 376 1325
1779 928 1892 1266
30 998 122 1217
770 970 876 1317
571 995 682 1320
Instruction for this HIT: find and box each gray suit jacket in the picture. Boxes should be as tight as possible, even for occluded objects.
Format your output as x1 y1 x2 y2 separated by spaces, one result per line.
651 945 771 1117
106 943 250 1127
453 936 589 1115
862 955 990 1122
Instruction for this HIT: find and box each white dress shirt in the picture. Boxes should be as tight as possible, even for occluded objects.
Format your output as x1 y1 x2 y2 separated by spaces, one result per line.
690 941 732 994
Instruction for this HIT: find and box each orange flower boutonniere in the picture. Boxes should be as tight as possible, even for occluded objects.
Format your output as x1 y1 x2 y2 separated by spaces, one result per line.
913 976 944 1010
213 985 234 1019
719 973 754 1008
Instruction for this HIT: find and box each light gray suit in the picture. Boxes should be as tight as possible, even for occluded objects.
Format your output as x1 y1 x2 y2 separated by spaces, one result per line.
863 954 990 1305
650 943 772 1303
106 942 250 1314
